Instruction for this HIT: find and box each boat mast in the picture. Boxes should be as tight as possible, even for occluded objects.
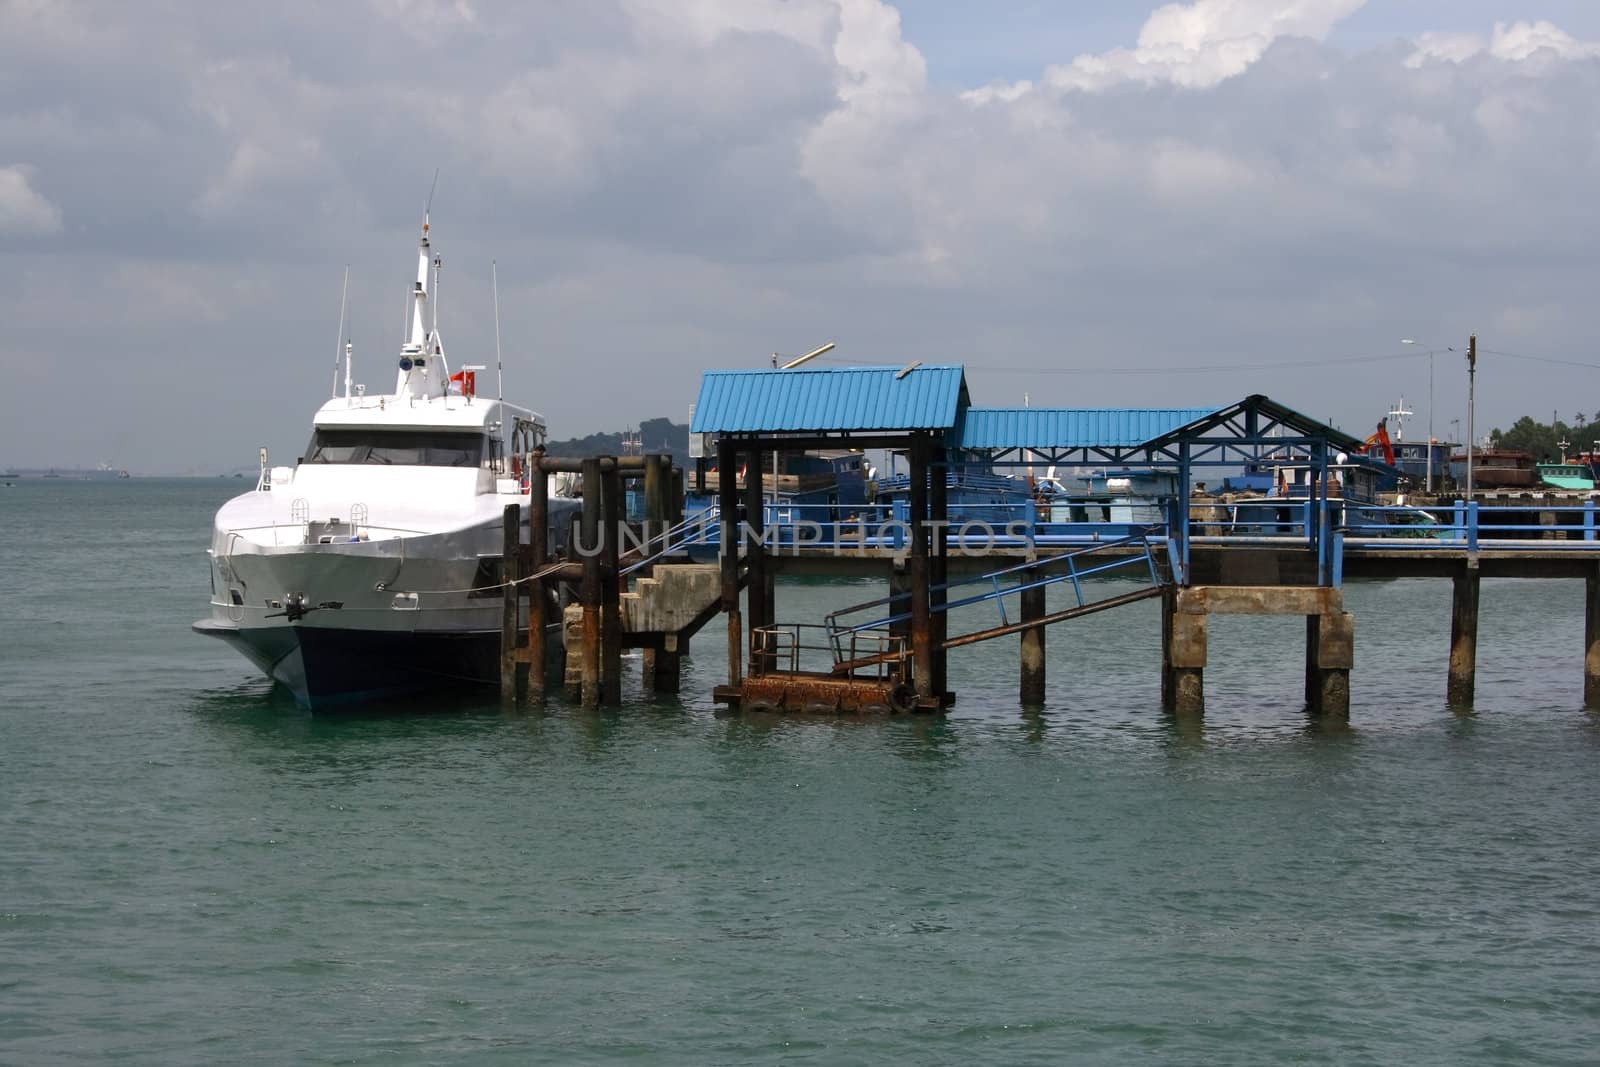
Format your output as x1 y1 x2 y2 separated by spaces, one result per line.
330 266 348 399
396 211 444 399
492 260 504 402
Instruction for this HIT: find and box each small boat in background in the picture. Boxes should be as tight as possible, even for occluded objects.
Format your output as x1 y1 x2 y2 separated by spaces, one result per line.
1537 462 1596 491
1451 449 1537 488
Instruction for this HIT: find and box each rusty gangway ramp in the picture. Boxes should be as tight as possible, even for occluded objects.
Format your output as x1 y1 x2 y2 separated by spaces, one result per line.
716 533 1171 713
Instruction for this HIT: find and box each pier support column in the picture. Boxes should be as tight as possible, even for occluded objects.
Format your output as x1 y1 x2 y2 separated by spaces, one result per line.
1586 564 1600 710
889 565 912 682
743 447 772 676
1160 587 1175 710
1307 612 1354 719
642 639 683 695
1304 614 1319 708
527 450 549 704
599 460 624 706
500 503 524 706
1448 565 1480 708
930 458 949 702
643 454 668 540
1165 589 1207 715
718 440 742 688
1019 567 1046 706
909 436 933 701
579 458 603 709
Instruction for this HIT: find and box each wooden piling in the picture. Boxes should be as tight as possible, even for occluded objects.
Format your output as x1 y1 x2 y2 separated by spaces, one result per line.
888 565 912 680
909 436 932 699
644 643 682 694
526 448 548 703
579 457 603 708
600 460 624 706
1019 566 1046 705
743 447 770 675
643 452 665 540
930 457 949 702
1448 566 1480 708
718 440 742 688
500 502 521 705
1586 564 1600 710
1160 586 1176 711
1304 614 1320 708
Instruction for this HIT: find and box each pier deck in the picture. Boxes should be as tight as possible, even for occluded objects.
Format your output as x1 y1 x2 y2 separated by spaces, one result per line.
491 363 1600 720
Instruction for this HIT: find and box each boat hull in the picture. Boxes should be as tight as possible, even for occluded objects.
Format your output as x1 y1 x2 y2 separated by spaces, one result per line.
194 617 507 708
202 497 578 710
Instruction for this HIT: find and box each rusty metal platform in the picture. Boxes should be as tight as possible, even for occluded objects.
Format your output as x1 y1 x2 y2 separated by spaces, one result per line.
713 673 938 714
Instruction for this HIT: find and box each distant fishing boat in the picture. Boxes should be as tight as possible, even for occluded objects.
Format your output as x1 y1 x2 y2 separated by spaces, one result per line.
1537 462 1596 491
1450 449 1537 488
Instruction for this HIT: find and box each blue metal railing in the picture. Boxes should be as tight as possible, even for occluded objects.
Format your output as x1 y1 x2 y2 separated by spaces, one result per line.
637 499 1600 587
822 530 1167 649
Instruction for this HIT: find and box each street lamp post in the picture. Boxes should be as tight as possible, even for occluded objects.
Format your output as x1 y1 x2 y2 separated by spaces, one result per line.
1402 338 1454 493
1467 334 1477 499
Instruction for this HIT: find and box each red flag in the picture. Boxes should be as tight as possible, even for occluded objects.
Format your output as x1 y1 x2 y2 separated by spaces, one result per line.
448 370 475 397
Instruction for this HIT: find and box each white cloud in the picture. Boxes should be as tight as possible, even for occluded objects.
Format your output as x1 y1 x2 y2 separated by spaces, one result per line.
1408 20 1600 67
1040 0 1367 93
4 0 1600 469
0 165 62 234
833 0 926 102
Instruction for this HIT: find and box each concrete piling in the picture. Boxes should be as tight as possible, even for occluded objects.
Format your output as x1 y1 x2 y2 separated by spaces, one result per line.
1166 604 1206 716
1307 611 1354 718
1163 586 1353 718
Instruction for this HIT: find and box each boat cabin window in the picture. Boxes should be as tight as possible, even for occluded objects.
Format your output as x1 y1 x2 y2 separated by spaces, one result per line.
302 429 486 467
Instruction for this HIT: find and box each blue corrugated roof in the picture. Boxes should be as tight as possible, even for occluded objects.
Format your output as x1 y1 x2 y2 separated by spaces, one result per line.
690 365 968 434
956 407 1219 450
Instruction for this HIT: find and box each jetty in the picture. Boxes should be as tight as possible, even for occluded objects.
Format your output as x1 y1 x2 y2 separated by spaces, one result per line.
497 364 1600 720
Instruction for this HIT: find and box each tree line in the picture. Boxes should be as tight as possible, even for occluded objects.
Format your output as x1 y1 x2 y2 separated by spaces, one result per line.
1489 414 1600 462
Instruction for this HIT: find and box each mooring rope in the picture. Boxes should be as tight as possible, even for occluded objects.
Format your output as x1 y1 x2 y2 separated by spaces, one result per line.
395 559 571 597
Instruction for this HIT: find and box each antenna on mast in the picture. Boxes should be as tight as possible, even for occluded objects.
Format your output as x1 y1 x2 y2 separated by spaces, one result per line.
492 260 504 402
330 266 349 399
424 168 439 225
431 252 442 345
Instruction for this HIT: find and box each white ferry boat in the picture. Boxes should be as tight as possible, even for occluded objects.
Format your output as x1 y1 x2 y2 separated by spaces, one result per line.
195 218 579 707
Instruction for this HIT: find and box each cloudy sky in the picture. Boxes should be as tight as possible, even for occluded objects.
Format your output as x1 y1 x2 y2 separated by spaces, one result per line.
2 0 1597 472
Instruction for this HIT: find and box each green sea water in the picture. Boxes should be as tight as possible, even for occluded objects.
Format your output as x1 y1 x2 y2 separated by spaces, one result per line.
3 479 1599 1064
